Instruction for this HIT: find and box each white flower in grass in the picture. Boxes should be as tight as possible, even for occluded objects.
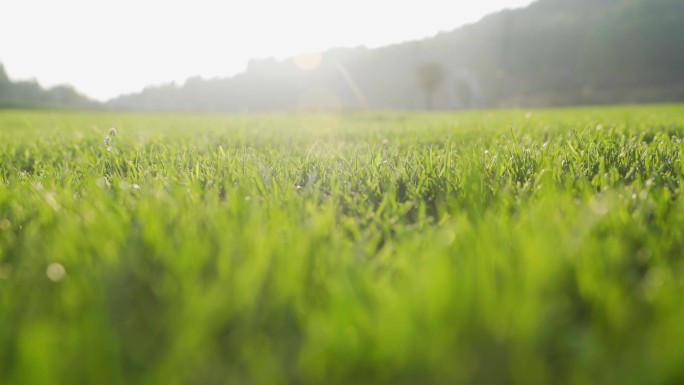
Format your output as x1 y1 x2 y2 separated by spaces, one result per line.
104 136 111 146
109 127 118 137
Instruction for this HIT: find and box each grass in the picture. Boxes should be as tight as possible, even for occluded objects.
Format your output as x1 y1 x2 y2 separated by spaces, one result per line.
0 106 683 384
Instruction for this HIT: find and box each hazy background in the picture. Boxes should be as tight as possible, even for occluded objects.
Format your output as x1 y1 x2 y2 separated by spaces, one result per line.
1 0 683 111
0 0 534 101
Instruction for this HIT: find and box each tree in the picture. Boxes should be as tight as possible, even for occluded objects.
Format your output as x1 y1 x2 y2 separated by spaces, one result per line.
416 62 445 110
0 64 9 84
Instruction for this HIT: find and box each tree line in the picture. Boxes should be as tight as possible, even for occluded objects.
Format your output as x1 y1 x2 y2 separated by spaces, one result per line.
2 0 683 111
0 64 98 110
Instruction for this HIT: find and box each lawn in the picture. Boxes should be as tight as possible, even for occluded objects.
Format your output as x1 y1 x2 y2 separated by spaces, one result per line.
0 106 683 384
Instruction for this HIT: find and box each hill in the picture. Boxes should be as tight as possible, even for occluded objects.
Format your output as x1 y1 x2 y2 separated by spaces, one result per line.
107 0 684 112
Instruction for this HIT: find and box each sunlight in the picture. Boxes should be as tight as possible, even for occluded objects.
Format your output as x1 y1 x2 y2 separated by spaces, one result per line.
294 52 322 71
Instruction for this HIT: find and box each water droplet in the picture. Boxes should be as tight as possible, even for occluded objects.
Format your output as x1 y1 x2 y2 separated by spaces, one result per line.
46 263 66 282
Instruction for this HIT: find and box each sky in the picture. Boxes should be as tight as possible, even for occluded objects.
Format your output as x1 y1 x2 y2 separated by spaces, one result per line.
0 0 535 101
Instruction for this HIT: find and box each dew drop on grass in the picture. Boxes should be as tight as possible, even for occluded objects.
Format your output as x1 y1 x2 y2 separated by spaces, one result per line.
590 199 609 216
46 263 66 282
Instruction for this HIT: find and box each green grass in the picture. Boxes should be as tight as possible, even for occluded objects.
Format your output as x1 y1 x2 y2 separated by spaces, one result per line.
1 106 683 384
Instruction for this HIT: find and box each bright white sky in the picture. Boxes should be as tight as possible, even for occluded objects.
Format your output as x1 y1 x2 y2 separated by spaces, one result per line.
0 0 534 101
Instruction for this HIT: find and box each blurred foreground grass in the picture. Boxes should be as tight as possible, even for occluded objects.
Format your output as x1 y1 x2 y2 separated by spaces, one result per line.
1 106 683 384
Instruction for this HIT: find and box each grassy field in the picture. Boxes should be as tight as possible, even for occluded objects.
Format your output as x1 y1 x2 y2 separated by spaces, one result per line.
1 106 683 384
